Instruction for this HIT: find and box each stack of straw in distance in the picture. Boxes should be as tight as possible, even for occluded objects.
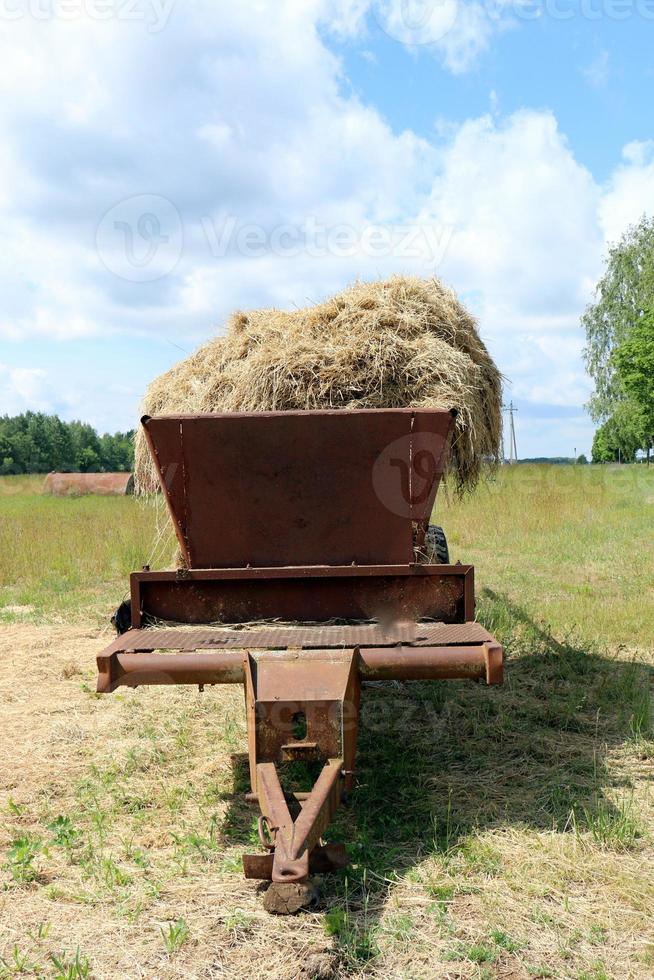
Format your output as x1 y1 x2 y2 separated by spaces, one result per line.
135 275 503 494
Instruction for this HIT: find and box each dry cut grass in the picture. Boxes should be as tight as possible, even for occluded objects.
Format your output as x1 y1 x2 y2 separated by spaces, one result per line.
0 465 653 978
0 614 652 979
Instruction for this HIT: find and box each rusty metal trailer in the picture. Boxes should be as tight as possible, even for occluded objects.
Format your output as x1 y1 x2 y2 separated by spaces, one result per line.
96 408 503 910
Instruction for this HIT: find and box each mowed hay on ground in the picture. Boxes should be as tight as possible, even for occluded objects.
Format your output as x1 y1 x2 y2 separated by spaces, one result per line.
1 617 653 979
1 466 653 979
135 276 503 494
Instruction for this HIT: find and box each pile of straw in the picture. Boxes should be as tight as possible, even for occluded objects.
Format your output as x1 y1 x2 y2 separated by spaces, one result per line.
135 275 502 493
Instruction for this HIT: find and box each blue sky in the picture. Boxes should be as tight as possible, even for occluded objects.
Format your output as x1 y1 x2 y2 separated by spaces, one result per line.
341 11 653 179
1 0 653 457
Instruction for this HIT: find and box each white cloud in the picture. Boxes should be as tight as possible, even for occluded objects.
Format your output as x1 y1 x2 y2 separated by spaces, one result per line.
0 0 436 345
599 140 654 244
367 0 517 74
421 110 602 318
412 109 607 414
512 336 593 407
316 0 372 37
0 364 51 414
0 0 653 456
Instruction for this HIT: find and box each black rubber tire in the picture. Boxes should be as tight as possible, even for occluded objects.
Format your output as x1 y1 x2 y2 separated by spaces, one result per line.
111 599 132 635
423 524 449 564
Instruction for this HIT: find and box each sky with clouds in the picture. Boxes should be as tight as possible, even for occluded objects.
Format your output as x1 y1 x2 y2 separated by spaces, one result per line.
1 0 653 456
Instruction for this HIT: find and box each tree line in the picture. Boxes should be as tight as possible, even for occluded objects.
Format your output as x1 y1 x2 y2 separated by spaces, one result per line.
583 215 654 463
0 412 134 475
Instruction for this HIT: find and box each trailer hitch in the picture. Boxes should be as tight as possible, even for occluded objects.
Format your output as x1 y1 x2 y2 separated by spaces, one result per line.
239 649 360 888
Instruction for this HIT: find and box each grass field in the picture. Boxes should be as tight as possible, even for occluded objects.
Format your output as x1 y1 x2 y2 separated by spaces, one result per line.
0 465 653 979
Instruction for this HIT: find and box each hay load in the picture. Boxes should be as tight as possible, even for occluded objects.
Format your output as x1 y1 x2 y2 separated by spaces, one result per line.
135 275 502 494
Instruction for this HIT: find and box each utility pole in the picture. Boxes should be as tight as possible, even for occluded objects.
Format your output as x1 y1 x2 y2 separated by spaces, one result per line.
502 402 518 464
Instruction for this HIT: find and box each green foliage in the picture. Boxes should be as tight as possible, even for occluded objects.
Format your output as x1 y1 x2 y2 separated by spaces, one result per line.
48 815 82 850
491 928 522 952
160 919 190 954
577 964 610 980
583 214 654 420
612 309 654 445
0 411 134 474
591 399 647 462
0 945 41 975
49 948 91 980
324 906 379 963
573 795 642 850
323 875 379 965
4 834 43 882
444 941 497 964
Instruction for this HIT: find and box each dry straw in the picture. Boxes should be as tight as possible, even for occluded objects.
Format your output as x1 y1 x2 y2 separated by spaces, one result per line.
135 275 503 494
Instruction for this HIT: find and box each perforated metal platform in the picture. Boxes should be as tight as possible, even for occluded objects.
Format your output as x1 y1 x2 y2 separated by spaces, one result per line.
106 621 493 653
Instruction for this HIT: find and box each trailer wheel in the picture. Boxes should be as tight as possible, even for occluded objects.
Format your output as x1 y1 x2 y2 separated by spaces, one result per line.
111 599 132 635
422 524 449 564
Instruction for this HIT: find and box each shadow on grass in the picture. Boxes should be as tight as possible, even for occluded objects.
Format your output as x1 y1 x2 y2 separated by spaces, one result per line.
219 589 653 968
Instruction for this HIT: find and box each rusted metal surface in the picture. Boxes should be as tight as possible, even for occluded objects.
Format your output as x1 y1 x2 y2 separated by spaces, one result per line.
240 648 359 882
252 760 345 883
243 842 349 880
129 564 474 628
44 472 134 496
96 407 504 896
96 642 502 694
104 620 494 653
483 641 504 686
360 643 503 683
243 649 360 788
96 649 245 693
142 409 454 569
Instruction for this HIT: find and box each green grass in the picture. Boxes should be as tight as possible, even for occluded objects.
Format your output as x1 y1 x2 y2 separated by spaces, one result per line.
0 463 653 978
0 477 172 623
159 918 190 954
439 462 654 648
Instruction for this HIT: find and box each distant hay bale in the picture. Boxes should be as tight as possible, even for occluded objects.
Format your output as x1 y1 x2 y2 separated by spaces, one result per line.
44 472 134 496
135 275 503 495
